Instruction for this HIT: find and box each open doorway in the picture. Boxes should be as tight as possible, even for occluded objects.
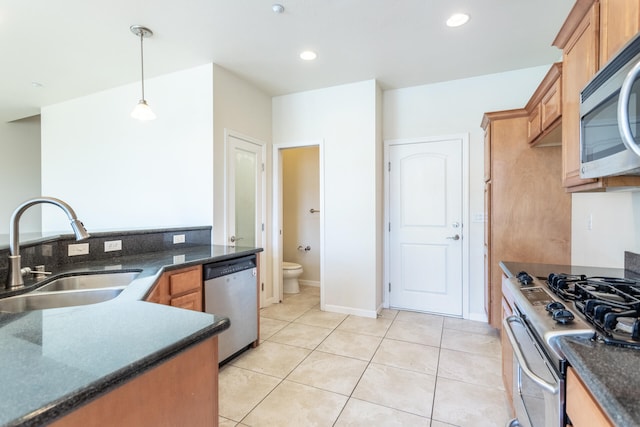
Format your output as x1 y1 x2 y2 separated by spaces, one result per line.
272 140 324 306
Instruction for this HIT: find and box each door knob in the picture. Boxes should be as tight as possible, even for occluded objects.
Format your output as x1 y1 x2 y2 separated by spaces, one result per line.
446 234 460 241
230 235 244 243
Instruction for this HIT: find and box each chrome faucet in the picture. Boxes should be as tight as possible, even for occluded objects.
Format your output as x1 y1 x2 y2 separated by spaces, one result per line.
7 197 90 289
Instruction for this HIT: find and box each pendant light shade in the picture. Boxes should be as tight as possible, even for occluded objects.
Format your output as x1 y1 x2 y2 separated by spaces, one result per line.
130 25 156 120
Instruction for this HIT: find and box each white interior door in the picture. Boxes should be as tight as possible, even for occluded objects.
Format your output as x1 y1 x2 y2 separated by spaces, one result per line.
388 138 463 315
226 134 265 304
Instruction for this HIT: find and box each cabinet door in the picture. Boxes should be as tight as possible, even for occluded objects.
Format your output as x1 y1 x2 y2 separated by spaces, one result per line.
599 0 640 67
484 125 491 182
171 291 202 312
566 368 613 427
526 104 542 144
562 4 599 189
169 267 201 295
541 77 562 130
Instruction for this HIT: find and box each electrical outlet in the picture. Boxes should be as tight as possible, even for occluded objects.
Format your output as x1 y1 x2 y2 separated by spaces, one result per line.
173 234 186 244
173 254 186 264
68 243 89 256
104 240 122 252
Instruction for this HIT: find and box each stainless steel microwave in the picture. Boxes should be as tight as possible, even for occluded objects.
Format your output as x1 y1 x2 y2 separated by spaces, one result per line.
580 32 640 178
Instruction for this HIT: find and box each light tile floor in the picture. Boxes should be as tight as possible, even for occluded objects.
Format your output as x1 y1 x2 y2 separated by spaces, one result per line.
219 285 511 427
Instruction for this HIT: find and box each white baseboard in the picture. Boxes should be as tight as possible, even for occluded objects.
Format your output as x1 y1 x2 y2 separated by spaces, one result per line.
468 312 488 323
323 303 378 319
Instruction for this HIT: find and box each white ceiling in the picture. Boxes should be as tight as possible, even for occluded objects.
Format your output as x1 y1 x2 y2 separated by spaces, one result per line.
1 0 574 122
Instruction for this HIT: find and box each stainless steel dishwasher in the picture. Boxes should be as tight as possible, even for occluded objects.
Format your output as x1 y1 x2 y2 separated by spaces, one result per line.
203 255 258 364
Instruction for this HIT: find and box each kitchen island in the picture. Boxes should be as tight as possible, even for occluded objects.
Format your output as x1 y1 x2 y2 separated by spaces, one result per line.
0 229 262 426
500 261 640 427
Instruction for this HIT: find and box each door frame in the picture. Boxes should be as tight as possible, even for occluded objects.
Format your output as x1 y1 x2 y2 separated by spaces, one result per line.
223 129 268 307
272 139 325 306
383 133 470 318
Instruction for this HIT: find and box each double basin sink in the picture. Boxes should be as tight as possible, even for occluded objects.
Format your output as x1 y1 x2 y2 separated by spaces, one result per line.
0 271 141 313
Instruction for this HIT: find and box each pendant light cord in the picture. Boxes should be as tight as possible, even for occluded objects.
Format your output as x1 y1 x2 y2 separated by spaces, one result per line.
139 32 145 101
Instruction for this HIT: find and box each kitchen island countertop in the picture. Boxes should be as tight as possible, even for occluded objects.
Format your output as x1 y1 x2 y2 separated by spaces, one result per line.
0 243 261 426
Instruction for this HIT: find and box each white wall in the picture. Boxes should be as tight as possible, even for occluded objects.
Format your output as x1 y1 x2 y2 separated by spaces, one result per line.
211 64 273 299
383 65 551 320
41 64 214 232
0 117 42 234
273 80 382 317
572 192 640 268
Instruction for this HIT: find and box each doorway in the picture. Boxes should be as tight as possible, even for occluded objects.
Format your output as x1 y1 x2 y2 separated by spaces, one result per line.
273 140 324 305
225 132 266 306
384 134 469 317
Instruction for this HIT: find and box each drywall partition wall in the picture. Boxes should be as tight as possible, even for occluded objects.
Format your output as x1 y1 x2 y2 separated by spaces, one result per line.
211 64 273 302
211 64 272 245
572 192 640 268
273 80 381 317
383 65 551 321
0 117 41 234
41 64 214 232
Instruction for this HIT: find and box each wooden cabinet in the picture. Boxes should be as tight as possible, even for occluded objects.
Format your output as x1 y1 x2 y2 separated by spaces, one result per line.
482 110 571 328
51 336 219 427
599 0 640 67
566 367 613 427
554 0 640 192
147 265 203 312
525 63 563 146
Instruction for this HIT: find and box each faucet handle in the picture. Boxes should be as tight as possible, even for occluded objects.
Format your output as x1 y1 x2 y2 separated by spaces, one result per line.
21 266 52 279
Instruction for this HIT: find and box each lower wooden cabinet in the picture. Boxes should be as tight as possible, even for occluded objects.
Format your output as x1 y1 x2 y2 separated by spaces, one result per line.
147 265 203 311
566 367 613 427
51 336 219 427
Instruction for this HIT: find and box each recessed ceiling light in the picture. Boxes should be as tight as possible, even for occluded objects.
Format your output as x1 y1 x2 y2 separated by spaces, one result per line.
446 13 470 27
272 4 285 14
31 81 43 88
300 50 317 61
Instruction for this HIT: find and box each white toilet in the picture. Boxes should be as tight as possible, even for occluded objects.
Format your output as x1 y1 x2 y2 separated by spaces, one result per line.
282 262 303 294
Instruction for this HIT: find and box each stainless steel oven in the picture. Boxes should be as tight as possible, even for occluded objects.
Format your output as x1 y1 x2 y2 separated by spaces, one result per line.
504 314 563 427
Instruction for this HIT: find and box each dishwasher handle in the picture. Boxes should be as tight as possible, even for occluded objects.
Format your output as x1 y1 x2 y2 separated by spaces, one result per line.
203 255 256 280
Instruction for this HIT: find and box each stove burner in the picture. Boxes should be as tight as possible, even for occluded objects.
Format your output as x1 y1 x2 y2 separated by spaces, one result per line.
545 272 640 347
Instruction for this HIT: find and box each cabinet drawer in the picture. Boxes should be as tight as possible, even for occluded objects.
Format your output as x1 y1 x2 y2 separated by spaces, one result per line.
169 267 201 295
171 291 202 312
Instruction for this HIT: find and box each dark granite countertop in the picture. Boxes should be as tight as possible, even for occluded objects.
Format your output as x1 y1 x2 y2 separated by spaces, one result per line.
556 336 640 426
0 243 262 426
499 260 640 427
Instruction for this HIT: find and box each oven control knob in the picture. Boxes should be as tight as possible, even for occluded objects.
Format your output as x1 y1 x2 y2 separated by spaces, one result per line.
516 271 533 285
545 301 565 312
552 309 575 324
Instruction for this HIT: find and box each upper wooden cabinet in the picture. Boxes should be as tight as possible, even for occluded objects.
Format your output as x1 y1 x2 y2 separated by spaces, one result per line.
554 0 640 192
525 63 562 146
599 0 640 67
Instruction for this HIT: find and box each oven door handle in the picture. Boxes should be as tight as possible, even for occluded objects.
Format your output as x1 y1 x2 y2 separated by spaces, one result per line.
618 59 640 158
503 316 559 395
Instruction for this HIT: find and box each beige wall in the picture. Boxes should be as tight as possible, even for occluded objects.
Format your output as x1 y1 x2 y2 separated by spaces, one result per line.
282 146 320 284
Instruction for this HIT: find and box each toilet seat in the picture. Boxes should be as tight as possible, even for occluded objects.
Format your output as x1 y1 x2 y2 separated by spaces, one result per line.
283 262 302 270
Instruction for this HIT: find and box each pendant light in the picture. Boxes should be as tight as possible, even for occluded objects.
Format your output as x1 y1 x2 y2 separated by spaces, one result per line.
130 25 156 120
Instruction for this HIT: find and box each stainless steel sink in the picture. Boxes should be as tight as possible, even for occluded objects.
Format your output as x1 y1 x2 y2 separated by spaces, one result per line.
35 271 140 292
0 288 124 313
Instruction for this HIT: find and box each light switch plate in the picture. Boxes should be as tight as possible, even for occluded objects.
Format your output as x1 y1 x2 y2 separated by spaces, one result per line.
173 234 186 244
68 243 90 256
